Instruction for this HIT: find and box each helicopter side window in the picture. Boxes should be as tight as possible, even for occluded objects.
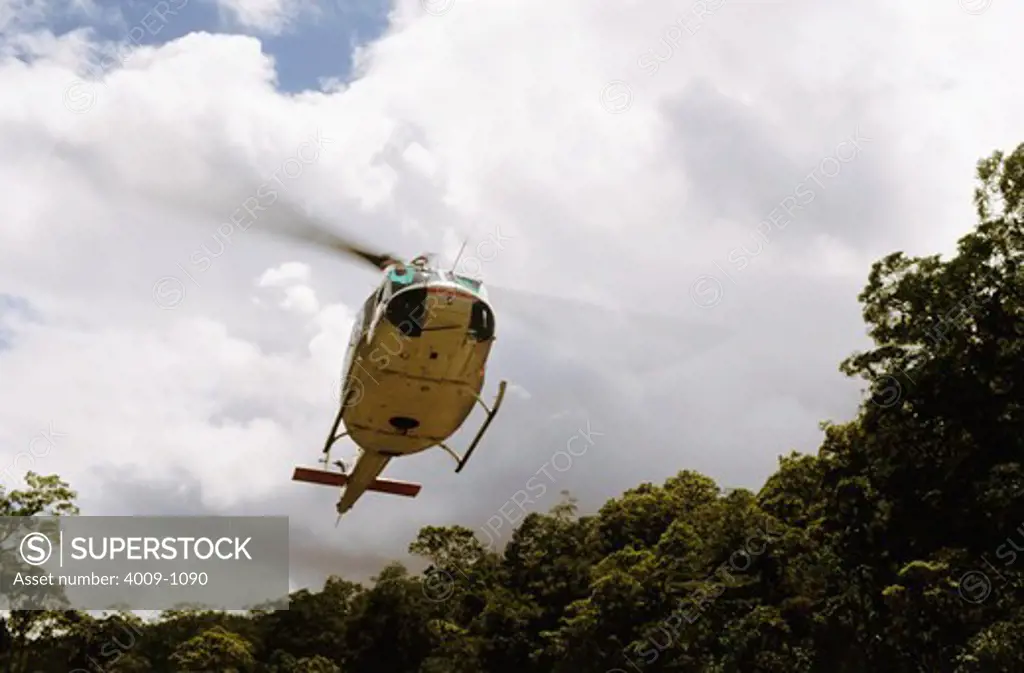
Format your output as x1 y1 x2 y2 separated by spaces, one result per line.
360 292 376 334
453 274 481 293
469 300 494 340
341 305 364 382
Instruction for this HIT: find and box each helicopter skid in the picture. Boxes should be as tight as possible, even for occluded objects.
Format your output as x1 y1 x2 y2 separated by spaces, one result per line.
441 379 508 473
291 467 421 498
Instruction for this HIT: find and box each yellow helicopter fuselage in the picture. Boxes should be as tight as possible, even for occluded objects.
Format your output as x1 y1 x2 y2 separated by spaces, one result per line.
338 273 496 456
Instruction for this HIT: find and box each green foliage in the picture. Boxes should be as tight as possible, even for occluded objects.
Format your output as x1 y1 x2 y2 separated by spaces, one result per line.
169 626 256 671
2 145 1024 671
0 471 79 517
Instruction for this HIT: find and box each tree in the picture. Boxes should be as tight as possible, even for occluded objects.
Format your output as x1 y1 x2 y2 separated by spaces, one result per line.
342 563 435 673
0 472 79 673
169 626 256 672
826 144 1024 669
256 576 359 665
294 655 343 672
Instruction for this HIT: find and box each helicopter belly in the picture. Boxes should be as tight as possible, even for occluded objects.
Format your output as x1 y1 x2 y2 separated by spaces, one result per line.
340 299 493 456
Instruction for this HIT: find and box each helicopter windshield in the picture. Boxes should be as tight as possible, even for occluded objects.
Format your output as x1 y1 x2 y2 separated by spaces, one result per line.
387 266 482 296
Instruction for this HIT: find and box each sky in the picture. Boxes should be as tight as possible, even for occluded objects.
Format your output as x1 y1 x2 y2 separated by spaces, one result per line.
1 0 1023 593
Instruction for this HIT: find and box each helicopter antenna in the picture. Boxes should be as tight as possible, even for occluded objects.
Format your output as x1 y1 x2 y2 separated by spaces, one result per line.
450 238 468 272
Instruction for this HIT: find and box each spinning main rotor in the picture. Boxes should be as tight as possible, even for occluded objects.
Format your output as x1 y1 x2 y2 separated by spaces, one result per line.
279 220 403 270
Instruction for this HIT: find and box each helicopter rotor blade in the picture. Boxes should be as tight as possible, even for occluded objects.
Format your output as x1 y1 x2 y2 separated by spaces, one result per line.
45 141 403 270
273 213 402 270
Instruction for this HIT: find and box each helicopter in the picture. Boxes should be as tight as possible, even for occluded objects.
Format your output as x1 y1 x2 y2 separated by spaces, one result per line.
290 235 507 519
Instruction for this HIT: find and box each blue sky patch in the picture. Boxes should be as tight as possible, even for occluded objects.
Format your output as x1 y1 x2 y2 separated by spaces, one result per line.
260 1 390 92
0 294 34 351
17 0 391 93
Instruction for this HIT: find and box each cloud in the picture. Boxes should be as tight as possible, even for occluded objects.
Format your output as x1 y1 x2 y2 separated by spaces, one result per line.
278 284 319 313
258 262 311 287
2 0 1024 587
257 262 320 312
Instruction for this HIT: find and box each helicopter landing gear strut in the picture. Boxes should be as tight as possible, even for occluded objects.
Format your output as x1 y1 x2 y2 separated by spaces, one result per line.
319 403 349 471
438 380 508 473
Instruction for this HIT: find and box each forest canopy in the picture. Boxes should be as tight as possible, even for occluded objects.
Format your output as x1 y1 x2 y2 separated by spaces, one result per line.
1 144 1023 672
